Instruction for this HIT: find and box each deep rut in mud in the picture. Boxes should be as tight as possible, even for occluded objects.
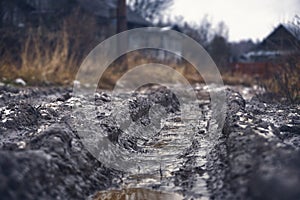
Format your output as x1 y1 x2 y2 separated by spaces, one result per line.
0 85 300 200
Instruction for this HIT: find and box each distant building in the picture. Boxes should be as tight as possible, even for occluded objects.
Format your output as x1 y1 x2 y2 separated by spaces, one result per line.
127 25 183 62
0 0 151 38
1 0 187 64
233 24 300 77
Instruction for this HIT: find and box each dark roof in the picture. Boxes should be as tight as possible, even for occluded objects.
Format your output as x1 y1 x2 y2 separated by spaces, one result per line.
255 24 300 51
237 24 300 63
282 23 300 41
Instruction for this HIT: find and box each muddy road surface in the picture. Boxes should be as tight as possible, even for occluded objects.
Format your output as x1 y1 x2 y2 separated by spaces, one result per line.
0 85 299 200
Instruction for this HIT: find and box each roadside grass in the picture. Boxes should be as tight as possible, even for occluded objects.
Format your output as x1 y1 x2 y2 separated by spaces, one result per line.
0 23 298 104
98 51 205 90
0 8 97 86
259 58 300 103
222 72 255 87
0 27 77 85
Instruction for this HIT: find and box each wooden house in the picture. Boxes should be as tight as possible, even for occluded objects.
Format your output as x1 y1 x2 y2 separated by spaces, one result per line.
233 24 300 77
0 0 151 37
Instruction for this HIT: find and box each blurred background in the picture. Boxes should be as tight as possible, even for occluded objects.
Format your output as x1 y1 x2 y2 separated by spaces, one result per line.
0 0 299 102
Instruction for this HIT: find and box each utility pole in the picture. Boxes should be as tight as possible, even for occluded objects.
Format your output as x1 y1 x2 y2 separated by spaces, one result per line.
117 0 127 33
0 1 3 28
116 0 128 72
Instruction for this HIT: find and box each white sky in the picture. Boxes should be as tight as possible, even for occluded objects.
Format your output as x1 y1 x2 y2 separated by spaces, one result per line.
170 0 300 42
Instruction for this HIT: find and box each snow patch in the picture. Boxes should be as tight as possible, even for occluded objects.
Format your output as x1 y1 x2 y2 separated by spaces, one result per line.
15 78 27 86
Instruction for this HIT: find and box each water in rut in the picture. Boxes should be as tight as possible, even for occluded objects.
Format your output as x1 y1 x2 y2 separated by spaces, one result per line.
71 86 223 199
1 85 299 199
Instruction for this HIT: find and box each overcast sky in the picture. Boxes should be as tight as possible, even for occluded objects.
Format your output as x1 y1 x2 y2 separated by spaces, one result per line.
170 0 300 42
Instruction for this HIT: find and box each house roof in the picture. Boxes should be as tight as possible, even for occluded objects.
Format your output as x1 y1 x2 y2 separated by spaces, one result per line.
281 23 300 41
254 23 300 51
237 23 300 63
77 0 150 26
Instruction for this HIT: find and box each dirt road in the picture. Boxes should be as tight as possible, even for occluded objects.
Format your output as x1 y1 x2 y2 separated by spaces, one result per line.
0 85 299 200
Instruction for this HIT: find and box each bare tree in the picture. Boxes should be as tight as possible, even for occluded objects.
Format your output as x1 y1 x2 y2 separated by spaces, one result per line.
178 16 214 48
289 15 300 49
208 35 231 72
291 15 300 27
127 0 173 22
215 21 229 39
182 15 215 48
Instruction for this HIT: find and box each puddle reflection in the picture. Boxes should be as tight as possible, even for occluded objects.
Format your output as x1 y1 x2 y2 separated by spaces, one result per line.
94 188 183 200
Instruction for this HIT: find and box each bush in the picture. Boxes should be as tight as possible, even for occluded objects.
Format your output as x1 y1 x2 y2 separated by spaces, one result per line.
260 56 300 103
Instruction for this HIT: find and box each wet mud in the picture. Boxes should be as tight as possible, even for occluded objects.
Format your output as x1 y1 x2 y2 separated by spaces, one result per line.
0 85 299 200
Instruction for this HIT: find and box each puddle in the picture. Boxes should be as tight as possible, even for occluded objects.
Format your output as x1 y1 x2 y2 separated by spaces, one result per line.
93 188 183 200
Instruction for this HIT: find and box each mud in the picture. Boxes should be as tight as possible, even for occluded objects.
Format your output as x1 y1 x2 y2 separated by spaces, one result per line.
0 85 299 200
207 89 300 200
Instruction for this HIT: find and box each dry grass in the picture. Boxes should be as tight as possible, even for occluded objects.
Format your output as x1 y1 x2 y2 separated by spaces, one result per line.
223 59 300 104
3 18 297 99
0 27 77 85
1 39 205 88
222 72 256 87
0 8 97 86
98 51 205 89
259 58 300 103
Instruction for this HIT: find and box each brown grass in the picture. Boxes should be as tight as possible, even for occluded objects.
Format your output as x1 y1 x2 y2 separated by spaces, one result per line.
0 8 97 86
1 27 77 85
222 72 256 87
259 58 300 103
98 51 205 89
